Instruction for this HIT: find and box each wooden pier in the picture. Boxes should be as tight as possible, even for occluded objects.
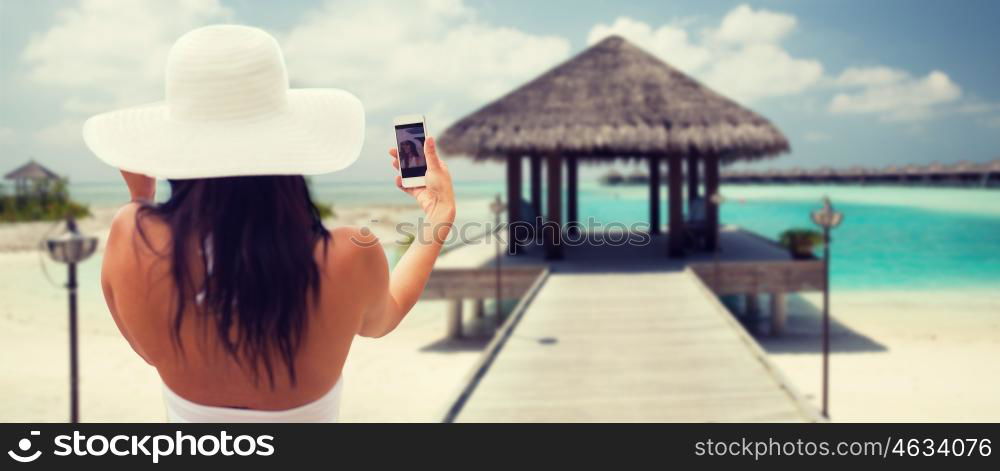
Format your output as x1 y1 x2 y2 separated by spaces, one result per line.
428 229 825 422
722 159 1000 186
600 159 1000 188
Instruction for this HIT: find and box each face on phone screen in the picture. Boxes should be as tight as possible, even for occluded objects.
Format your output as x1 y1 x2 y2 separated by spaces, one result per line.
395 123 427 178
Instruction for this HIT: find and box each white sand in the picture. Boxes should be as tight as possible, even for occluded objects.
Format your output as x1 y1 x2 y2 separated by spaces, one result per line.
0 203 488 423
0 249 489 422
0 207 120 252
757 289 1000 422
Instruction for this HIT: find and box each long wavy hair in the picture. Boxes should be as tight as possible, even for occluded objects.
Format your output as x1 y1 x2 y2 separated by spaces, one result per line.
136 176 330 388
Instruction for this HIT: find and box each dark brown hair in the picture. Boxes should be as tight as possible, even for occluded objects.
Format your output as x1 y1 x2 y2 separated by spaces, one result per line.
137 176 329 388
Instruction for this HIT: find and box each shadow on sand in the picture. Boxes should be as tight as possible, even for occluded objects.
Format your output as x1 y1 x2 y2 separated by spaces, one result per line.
419 336 491 353
731 293 887 354
418 309 507 353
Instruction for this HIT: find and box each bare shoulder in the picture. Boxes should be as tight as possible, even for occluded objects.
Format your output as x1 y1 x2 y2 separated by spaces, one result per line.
109 202 141 234
106 202 169 262
315 227 389 322
321 226 387 275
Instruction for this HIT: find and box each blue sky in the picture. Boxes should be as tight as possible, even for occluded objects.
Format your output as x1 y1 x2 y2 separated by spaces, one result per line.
1 0 999 183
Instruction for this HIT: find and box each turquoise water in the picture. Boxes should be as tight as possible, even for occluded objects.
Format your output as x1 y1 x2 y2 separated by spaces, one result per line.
68 180 1000 291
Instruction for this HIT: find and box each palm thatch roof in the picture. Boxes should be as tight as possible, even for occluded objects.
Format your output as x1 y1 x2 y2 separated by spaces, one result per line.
439 36 789 163
4 160 60 180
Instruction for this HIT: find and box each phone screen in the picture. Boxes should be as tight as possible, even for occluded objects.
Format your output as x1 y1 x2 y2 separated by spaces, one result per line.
395 123 427 178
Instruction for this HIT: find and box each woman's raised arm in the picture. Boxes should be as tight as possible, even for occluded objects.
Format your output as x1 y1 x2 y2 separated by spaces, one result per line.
357 137 455 338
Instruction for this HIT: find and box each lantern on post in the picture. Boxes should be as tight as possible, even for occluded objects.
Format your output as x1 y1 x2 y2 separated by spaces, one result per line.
45 215 98 423
810 196 843 419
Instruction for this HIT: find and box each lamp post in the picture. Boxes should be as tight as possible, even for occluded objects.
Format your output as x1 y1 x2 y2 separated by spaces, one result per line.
46 215 98 423
810 196 843 419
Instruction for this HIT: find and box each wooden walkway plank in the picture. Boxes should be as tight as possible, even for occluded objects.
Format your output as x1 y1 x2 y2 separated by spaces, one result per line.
451 271 820 422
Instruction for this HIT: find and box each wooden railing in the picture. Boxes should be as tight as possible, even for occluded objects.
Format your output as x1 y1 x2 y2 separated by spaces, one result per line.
421 265 547 339
421 266 547 300
687 260 826 335
688 260 825 295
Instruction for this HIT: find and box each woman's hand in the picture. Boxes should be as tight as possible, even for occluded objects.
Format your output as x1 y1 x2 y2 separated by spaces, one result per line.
120 170 156 203
389 137 455 223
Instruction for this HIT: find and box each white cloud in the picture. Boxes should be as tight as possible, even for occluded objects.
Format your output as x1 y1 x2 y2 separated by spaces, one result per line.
834 66 909 87
0 127 14 144
587 17 710 72
21 0 232 110
18 0 568 166
701 43 823 104
711 4 797 45
279 0 569 172
282 0 571 115
829 68 961 121
587 4 823 103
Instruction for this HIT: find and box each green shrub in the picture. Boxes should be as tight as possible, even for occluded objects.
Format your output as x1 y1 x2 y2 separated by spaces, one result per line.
778 228 824 258
313 201 334 219
779 228 824 247
0 194 90 222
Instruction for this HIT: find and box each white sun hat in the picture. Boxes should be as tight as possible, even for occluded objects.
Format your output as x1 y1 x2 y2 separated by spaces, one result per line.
83 24 365 179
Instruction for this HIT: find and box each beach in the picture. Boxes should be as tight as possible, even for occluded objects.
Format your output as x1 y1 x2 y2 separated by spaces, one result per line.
2 183 999 422
0 201 489 422
760 290 1000 422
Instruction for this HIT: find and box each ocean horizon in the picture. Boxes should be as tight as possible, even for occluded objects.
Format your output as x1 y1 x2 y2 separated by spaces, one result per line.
64 180 1000 292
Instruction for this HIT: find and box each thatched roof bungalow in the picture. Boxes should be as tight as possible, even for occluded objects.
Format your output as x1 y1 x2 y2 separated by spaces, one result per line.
4 160 61 197
439 36 789 258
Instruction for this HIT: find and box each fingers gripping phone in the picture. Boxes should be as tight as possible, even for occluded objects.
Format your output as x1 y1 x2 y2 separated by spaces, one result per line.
393 115 427 188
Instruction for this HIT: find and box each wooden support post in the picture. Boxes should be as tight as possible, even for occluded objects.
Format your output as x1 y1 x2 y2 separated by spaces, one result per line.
544 155 563 260
529 155 542 224
687 155 699 209
506 156 522 255
745 293 760 334
705 154 720 251
770 292 787 336
668 156 684 257
447 299 463 339
474 298 485 319
567 156 579 235
649 156 661 235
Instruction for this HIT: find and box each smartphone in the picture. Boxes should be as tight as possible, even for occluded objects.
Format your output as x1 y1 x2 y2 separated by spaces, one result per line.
393 115 427 188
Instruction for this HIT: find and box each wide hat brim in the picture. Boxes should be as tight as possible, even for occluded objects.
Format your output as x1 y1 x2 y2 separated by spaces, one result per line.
83 88 365 179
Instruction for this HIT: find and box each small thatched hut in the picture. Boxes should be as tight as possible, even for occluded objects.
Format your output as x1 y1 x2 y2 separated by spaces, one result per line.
4 160 61 197
439 36 789 258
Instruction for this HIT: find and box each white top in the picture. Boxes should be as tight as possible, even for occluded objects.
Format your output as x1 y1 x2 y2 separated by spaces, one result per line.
163 377 343 423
